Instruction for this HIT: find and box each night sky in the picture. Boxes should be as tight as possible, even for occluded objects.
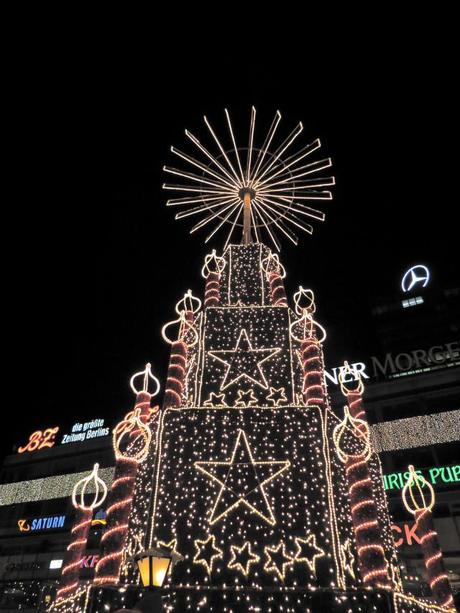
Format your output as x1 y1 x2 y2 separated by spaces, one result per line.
5 25 457 459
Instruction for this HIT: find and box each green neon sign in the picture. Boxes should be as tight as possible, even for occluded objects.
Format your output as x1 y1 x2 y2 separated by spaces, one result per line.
383 464 460 491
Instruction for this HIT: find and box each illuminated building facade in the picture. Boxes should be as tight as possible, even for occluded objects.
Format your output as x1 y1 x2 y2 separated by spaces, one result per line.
0 422 114 611
328 262 460 599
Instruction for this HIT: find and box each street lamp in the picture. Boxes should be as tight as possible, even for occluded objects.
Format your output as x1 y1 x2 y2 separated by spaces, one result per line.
127 547 182 613
134 548 173 589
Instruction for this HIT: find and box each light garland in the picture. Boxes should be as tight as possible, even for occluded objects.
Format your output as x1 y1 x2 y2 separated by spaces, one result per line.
401 465 454 609
202 250 226 308
370 409 460 452
81 240 448 612
94 368 157 588
0 467 114 507
55 464 107 602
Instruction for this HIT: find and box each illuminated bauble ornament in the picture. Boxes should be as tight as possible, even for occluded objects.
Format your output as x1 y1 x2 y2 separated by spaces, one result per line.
402 464 435 515
293 286 316 315
175 289 202 315
333 406 372 464
113 408 152 462
129 362 161 397
261 251 286 279
338 360 364 397
161 310 199 347
201 250 226 278
72 463 108 511
289 310 326 344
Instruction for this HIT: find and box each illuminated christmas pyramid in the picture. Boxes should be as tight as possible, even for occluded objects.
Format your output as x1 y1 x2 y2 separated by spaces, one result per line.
50 110 454 612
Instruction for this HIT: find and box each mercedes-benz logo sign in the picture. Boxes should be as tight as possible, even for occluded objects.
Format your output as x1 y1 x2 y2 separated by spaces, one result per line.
401 265 430 293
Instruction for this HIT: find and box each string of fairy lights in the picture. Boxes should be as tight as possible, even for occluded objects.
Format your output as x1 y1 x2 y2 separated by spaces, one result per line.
129 242 448 612
43 238 455 613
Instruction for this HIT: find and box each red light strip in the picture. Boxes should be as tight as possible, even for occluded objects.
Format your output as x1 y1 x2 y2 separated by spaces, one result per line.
268 270 288 306
164 339 188 408
204 271 221 307
100 524 129 543
414 507 454 608
55 580 79 599
94 380 168 587
343 388 391 588
300 337 326 408
55 508 92 601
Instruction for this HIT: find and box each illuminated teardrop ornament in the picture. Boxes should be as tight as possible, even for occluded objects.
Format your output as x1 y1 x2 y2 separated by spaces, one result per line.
72 463 108 511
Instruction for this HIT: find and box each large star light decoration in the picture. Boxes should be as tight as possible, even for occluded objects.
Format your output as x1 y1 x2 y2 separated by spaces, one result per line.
208 328 281 391
194 429 290 525
163 107 335 251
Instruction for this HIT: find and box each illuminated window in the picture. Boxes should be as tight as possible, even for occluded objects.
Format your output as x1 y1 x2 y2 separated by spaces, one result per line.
401 296 424 308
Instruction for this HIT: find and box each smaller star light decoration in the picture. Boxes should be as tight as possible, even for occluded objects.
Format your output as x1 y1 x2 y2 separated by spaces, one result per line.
340 539 356 580
208 328 281 391
266 386 287 406
163 107 335 250
157 538 182 560
234 389 258 407
203 392 228 407
264 541 294 581
193 535 223 575
228 542 260 576
294 533 325 576
194 429 290 526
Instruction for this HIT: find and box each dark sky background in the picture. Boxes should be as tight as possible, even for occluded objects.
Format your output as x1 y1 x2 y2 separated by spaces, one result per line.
5 22 457 458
